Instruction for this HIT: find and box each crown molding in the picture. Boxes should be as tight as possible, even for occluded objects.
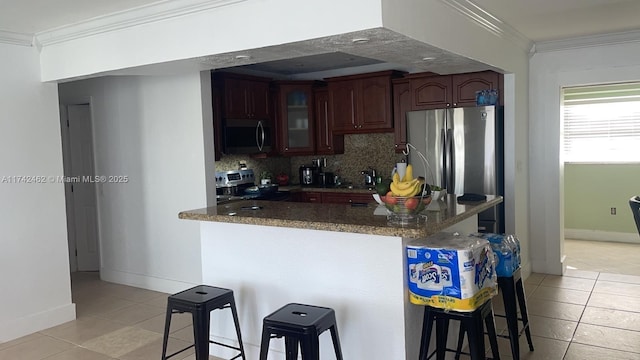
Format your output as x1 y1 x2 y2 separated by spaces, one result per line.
35 0 247 47
439 0 534 53
533 30 640 53
0 30 33 46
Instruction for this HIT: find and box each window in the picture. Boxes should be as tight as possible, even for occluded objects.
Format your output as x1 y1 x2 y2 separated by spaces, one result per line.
562 82 640 163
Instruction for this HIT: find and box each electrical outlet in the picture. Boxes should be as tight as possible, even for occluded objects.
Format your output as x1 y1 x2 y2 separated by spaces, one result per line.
611 207 617 215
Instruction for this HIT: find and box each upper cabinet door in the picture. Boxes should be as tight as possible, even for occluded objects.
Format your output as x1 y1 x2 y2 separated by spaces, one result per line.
223 77 248 118
315 88 344 155
248 80 270 119
328 71 399 134
452 71 501 107
359 75 393 130
411 76 453 110
392 79 411 153
329 80 357 133
277 83 315 155
221 75 271 119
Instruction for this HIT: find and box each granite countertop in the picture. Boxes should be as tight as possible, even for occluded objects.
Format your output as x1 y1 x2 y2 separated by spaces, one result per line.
179 195 503 238
280 185 376 194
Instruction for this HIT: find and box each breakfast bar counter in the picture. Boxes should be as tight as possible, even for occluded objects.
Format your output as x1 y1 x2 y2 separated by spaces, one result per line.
179 194 502 238
179 195 502 360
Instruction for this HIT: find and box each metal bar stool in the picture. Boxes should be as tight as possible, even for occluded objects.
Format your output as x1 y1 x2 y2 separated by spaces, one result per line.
161 285 246 360
259 303 343 360
420 299 500 360
455 268 533 359
495 267 534 359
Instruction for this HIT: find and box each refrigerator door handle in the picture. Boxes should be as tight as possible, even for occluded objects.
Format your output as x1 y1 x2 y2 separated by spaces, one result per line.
446 128 454 192
441 128 447 188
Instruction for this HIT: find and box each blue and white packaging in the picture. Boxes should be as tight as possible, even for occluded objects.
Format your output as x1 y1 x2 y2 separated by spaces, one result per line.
471 233 521 277
406 232 497 311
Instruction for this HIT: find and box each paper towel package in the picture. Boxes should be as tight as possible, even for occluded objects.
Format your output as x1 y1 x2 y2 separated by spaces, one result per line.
406 232 497 311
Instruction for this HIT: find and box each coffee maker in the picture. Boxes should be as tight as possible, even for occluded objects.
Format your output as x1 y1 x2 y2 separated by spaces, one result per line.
299 165 318 186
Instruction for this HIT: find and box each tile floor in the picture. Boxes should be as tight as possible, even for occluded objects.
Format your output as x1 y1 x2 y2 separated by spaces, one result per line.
1 239 640 359
564 239 640 276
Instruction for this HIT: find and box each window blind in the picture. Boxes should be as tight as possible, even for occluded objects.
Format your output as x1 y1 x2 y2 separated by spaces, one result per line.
562 82 640 163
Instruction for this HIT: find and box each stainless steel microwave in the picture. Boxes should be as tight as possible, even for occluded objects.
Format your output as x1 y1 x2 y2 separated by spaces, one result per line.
223 119 272 154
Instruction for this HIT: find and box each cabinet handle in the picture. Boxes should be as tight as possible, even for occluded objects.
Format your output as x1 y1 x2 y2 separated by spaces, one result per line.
452 103 457 107
324 101 329 145
350 90 356 126
446 103 451 107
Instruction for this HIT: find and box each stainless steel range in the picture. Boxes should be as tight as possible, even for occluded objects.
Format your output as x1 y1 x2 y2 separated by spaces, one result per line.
215 169 255 196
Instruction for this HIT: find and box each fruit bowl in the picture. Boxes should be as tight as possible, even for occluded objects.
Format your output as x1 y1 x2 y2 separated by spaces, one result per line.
431 189 447 201
380 195 432 224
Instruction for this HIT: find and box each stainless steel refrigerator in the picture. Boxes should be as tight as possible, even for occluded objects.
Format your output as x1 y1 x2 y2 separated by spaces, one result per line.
406 105 504 233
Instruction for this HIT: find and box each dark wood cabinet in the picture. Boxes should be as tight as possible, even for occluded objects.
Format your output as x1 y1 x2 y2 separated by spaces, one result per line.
328 71 401 134
292 191 323 203
408 71 502 110
322 192 376 204
221 74 270 119
410 74 452 110
276 82 315 155
451 71 502 107
328 80 357 132
291 191 375 204
314 88 344 155
395 70 503 153
392 79 411 153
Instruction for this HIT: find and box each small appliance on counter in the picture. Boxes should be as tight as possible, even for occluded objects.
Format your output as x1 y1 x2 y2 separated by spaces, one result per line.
215 169 256 196
215 168 290 202
299 165 319 186
316 172 335 187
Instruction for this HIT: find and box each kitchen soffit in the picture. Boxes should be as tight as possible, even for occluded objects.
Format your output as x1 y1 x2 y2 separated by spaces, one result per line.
195 29 501 80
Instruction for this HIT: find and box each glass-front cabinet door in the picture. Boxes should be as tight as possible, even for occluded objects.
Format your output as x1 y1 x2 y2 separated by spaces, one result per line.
277 82 315 155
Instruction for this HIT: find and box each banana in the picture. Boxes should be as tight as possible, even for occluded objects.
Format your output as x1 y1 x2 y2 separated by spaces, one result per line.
391 178 421 197
403 164 413 182
392 172 401 184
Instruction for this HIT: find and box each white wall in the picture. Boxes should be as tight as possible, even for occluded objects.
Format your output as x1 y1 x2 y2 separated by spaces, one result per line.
58 73 210 293
380 0 531 274
39 0 383 82
530 40 640 274
0 43 75 342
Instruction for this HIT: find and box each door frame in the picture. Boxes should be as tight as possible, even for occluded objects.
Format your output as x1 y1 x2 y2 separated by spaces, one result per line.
59 98 101 272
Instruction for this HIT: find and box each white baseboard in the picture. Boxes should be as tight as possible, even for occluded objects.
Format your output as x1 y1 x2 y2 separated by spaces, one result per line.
100 268 198 294
0 303 76 343
564 229 640 244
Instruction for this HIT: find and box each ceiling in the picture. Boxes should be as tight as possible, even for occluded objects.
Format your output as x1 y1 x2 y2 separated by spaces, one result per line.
3 0 639 41
2 0 639 79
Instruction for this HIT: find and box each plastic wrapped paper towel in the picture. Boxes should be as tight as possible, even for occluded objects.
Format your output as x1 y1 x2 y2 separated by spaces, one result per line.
406 232 497 311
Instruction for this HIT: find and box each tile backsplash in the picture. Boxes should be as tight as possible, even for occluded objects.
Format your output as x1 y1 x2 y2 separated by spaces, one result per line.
215 133 406 186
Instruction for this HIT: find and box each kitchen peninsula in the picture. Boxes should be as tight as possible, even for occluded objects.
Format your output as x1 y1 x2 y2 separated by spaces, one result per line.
179 195 502 359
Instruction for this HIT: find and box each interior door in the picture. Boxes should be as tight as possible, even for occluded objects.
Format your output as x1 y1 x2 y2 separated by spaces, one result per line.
66 104 100 271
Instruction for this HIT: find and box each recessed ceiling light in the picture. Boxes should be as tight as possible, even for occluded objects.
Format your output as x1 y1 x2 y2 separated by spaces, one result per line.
352 38 369 44
235 55 251 60
422 57 436 61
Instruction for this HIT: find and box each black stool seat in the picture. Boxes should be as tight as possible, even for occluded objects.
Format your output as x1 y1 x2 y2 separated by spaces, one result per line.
495 268 534 359
420 299 500 360
161 285 246 360
259 303 343 360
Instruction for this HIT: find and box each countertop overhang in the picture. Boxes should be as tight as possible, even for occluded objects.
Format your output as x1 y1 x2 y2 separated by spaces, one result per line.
179 195 502 238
